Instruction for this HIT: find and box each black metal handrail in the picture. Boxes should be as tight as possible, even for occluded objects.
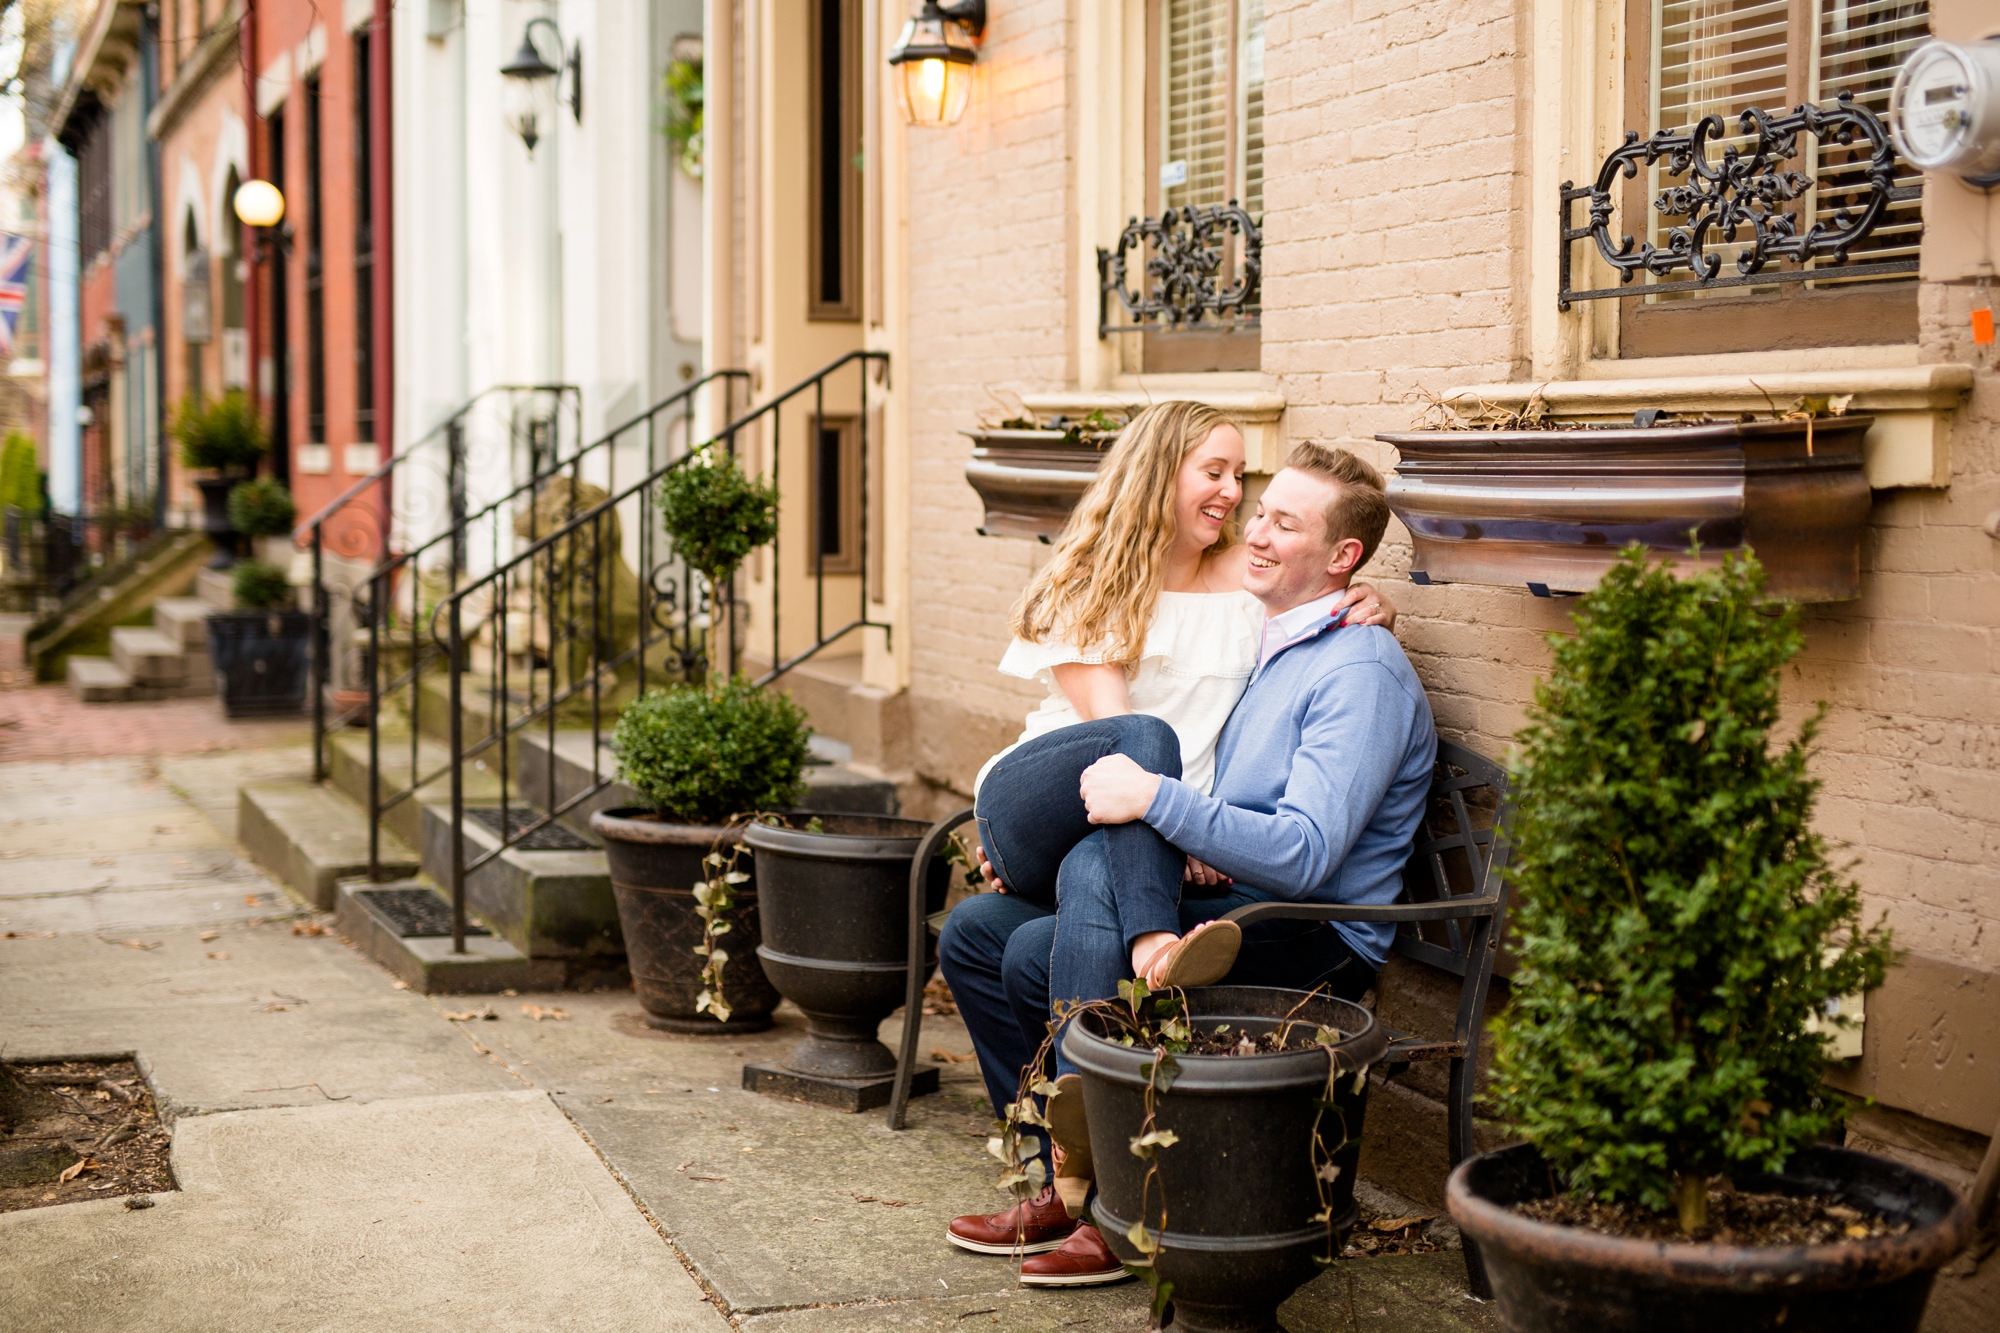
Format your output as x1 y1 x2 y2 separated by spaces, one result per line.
343 372 753 880
295 383 583 781
428 351 889 953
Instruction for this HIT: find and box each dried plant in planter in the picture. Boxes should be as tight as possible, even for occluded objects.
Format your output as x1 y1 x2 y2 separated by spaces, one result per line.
1489 545 1892 1235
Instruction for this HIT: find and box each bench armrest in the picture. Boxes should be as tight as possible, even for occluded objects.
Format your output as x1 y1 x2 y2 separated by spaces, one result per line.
1220 895 1501 927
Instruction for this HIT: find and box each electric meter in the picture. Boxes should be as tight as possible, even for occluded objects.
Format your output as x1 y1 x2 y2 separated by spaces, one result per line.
1891 38 2000 184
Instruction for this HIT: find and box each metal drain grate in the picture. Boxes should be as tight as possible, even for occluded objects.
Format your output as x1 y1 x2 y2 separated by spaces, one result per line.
463 806 596 851
356 888 491 939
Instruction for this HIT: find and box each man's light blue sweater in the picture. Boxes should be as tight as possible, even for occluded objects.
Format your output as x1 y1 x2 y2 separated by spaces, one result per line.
1142 619 1437 969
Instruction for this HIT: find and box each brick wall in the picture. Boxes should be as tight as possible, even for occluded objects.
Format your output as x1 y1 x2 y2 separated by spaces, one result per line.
897 0 1998 1151
903 0 1074 800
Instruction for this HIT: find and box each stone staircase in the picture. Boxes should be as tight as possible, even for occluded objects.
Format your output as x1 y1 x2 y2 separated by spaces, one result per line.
61 567 240 703
239 669 900 993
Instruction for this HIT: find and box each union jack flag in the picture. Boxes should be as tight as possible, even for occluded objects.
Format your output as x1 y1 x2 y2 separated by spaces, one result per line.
0 233 32 359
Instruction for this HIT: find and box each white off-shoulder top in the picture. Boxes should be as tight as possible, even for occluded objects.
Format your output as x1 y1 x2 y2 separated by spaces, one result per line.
975 589 1266 797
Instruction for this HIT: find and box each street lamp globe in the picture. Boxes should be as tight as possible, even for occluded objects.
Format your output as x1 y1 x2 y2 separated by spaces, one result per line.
232 179 286 229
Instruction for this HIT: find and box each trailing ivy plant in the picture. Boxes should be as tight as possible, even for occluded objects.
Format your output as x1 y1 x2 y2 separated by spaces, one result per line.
1489 545 1893 1234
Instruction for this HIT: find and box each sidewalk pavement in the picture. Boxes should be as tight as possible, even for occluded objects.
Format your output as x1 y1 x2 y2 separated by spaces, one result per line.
1 739 1497 1332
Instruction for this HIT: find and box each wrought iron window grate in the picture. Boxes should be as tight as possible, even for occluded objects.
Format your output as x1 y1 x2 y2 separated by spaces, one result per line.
1557 93 1919 311
1097 203 1261 337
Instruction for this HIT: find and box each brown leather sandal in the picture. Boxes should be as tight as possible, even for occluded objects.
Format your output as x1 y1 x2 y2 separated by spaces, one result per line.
1149 919 1242 989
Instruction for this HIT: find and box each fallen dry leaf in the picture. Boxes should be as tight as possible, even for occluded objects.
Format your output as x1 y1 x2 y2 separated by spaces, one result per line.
105 938 161 951
521 1004 569 1021
443 1005 498 1022
206 951 230 960
243 895 260 906
687 1174 728 1182
90 856 114 866
292 921 327 937
390 980 410 990
1371 1215 1435 1232
930 1048 976 1064
199 929 220 941
58 1158 94 1184
1845 1224 1870 1239
3 930 57 939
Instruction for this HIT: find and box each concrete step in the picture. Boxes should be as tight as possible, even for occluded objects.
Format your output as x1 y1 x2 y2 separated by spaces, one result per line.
66 656 132 702
239 780 421 911
110 626 188 686
325 729 504 851
153 596 214 650
334 878 563 994
516 728 899 839
195 567 236 610
417 800 624 986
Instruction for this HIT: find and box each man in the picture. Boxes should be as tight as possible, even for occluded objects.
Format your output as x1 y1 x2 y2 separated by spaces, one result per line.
938 444 1438 1285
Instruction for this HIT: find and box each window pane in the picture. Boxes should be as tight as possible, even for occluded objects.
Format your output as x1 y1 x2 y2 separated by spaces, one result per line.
1812 0 1928 283
1241 0 1264 217
1162 0 1231 212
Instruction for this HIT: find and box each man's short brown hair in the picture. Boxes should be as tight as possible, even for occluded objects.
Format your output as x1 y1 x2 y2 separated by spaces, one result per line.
1282 442 1391 570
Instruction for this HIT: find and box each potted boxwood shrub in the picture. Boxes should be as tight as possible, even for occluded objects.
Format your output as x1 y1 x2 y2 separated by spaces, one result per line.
227 477 297 565
207 558 310 717
175 392 270 569
1447 546 1972 1332
590 676 809 1033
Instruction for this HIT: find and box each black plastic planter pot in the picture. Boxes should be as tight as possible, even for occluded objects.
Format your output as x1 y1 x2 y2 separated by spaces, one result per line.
206 610 311 717
590 807 779 1034
195 477 238 569
744 813 951 1081
1064 987 1391 1333
1447 1142 1973 1333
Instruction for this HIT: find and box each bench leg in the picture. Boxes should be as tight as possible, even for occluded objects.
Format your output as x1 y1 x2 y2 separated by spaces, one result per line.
1446 1052 1494 1299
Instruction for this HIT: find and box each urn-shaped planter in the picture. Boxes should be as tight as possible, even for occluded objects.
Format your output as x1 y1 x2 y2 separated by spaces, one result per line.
589 807 780 1034
195 476 239 569
1448 1142 1972 1333
206 610 310 717
1377 416 1873 602
1065 987 1391 1333
744 813 951 1088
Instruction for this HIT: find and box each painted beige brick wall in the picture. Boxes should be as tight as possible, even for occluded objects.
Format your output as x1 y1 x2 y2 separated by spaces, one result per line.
895 2 1997 1130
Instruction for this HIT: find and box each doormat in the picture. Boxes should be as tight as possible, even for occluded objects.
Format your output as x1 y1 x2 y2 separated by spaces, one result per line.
462 806 596 851
355 888 491 939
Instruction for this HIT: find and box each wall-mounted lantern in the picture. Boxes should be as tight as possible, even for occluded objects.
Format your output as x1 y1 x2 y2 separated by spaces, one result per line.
887 0 984 128
501 17 582 155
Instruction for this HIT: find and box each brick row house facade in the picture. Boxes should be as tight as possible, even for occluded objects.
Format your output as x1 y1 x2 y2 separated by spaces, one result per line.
693 6 1998 1317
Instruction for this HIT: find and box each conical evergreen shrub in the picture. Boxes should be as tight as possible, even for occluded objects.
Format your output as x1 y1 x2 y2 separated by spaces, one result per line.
1489 546 1892 1232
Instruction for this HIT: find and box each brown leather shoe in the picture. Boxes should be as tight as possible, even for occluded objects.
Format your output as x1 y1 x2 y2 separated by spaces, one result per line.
1017 1223 1131 1286
946 1185 1078 1255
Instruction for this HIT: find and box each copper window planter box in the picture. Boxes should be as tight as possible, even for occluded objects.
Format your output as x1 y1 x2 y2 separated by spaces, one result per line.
963 428 1114 542
1377 417 1873 602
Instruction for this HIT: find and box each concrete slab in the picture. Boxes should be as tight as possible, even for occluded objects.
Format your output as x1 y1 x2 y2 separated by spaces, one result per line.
0 883 293 935
0 848 260 897
0 922 519 1114
156 745 316 843
0 1090 731 1333
239 780 418 909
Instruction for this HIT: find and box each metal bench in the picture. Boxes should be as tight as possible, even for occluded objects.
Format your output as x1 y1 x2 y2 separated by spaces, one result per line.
886 737 1513 1296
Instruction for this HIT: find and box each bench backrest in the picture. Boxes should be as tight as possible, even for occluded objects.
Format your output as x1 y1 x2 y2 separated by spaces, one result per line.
1391 738 1513 980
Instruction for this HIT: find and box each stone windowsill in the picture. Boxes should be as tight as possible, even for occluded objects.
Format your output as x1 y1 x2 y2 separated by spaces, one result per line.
1446 360 1974 489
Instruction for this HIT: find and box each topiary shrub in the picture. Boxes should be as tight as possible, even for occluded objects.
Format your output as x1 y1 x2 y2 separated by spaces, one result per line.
174 391 269 474
228 478 297 538
231 558 294 611
656 449 778 589
613 675 810 825
1489 545 1893 1233
0 431 41 515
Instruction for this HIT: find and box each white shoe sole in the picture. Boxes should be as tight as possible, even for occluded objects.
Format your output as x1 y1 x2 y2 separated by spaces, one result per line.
945 1229 1070 1256
1016 1266 1132 1287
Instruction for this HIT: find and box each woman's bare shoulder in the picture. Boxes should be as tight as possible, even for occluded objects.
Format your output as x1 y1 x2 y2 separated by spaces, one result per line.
1198 544 1252 592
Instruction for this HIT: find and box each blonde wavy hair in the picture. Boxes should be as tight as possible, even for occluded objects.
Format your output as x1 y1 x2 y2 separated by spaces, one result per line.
1009 400 1238 666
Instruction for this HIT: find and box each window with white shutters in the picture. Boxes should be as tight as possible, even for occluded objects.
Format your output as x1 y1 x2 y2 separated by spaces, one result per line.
1621 0 1929 356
